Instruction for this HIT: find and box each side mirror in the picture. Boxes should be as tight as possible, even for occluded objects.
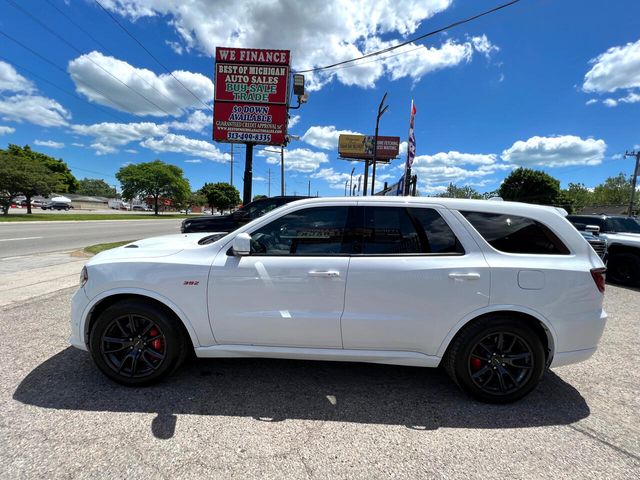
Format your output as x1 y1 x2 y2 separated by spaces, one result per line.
585 225 600 235
232 232 251 256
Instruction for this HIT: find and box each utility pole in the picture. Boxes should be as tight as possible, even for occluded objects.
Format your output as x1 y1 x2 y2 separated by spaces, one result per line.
268 168 271 197
308 180 311 197
371 92 389 196
349 167 355 196
344 180 348 196
243 144 253 205
624 150 640 216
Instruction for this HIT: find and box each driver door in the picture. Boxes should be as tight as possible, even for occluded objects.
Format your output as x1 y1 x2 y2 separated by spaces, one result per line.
208 205 354 348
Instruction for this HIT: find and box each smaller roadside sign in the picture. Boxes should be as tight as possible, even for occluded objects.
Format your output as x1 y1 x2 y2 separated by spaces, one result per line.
338 134 400 161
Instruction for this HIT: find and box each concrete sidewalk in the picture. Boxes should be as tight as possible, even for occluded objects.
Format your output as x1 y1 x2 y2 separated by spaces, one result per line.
0 251 87 308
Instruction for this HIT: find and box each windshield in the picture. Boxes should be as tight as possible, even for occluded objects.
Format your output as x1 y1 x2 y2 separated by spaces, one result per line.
241 200 283 219
606 217 640 234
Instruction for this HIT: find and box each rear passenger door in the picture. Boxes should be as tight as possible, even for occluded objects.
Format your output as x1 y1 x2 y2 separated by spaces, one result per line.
341 205 490 356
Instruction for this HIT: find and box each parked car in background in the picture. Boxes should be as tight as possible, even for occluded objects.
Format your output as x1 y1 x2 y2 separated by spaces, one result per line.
181 195 308 233
131 205 150 211
579 230 608 262
567 214 640 285
41 201 73 211
71 197 606 403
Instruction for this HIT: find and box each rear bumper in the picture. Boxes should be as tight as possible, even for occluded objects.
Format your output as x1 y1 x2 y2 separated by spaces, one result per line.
550 309 607 367
550 347 597 367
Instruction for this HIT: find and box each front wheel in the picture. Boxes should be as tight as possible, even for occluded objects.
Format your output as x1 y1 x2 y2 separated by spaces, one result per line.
607 252 640 286
444 316 546 403
89 300 187 386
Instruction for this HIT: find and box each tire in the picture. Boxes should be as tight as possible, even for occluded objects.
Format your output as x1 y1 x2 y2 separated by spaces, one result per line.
89 300 188 386
607 252 640 286
444 315 546 403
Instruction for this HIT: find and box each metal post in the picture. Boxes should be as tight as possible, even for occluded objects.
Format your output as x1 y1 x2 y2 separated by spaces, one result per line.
268 168 271 197
230 143 234 186
371 92 388 196
280 145 285 196
243 143 253 205
344 180 348 196
308 180 311 197
349 167 355 196
625 151 640 216
363 160 370 196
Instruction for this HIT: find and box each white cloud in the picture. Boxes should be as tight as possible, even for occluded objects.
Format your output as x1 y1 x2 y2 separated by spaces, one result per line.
140 133 229 162
501 135 606 167
168 109 210 133
619 91 640 104
583 39 640 93
0 95 70 127
258 147 329 173
288 114 300 129
34 139 64 149
0 61 34 93
124 149 138 153
98 1 495 90
165 40 184 55
71 121 169 154
603 98 618 107
311 167 353 190
302 125 361 150
585 99 597 105
184 159 202 163
0 125 15 135
71 142 84 147
68 51 214 116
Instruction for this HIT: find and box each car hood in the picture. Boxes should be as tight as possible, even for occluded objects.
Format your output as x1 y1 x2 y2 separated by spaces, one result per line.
88 232 228 263
602 232 640 244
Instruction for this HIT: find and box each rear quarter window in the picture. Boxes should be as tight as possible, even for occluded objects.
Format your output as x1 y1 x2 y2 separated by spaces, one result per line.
461 211 570 255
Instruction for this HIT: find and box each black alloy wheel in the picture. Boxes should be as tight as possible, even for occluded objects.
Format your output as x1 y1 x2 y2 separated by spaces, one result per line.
100 314 166 379
467 332 534 396
444 316 546 403
607 253 640 286
89 300 187 386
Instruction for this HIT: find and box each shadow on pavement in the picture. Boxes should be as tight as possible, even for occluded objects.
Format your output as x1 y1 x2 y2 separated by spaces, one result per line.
14 347 590 438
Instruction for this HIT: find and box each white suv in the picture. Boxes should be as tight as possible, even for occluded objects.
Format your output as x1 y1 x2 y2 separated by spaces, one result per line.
70 197 607 403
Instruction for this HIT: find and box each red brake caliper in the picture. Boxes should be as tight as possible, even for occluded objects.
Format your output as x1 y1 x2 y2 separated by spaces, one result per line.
470 357 482 371
149 328 163 352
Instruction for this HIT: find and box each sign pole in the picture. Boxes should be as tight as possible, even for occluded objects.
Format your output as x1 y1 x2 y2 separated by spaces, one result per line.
243 143 253 205
280 145 285 196
363 160 370 196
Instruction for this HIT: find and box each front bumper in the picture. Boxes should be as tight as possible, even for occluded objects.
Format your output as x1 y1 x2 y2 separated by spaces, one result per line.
69 287 89 351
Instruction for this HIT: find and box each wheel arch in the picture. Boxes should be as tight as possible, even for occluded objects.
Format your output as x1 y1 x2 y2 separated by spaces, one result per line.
607 243 640 256
82 289 199 351
436 306 557 365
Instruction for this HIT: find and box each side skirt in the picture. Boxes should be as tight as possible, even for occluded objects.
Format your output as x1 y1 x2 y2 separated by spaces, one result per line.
194 344 441 368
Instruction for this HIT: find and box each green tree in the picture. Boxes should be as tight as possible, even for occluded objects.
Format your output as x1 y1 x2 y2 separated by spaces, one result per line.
435 183 482 199
116 160 190 215
561 183 593 213
199 182 241 213
5 144 79 193
498 168 561 205
253 194 268 201
77 178 117 198
0 152 59 215
175 191 207 213
592 173 638 209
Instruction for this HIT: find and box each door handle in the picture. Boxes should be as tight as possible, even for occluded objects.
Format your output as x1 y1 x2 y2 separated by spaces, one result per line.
448 272 481 280
308 270 340 278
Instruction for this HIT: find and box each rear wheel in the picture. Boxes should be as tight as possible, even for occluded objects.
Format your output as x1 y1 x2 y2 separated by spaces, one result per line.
89 300 187 386
607 252 640 286
444 316 546 403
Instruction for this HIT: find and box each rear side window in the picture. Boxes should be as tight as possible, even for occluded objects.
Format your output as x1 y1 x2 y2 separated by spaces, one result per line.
360 206 463 254
461 211 570 255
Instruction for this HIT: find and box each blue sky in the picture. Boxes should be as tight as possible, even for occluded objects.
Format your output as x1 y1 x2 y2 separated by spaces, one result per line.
0 0 639 197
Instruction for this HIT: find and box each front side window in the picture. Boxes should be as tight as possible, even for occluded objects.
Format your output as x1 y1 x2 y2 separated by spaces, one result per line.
461 211 569 255
249 206 350 255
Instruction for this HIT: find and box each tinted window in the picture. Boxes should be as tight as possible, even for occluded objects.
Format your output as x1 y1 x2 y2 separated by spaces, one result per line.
461 211 569 255
567 216 605 231
250 206 350 255
360 207 463 254
409 208 464 254
243 199 280 219
606 217 640 234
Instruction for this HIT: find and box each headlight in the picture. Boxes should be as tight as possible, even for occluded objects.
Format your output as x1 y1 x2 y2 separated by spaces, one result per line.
79 266 88 287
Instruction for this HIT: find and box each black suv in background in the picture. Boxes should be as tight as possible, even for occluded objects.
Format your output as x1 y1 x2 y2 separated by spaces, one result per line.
567 214 640 285
181 196 308 233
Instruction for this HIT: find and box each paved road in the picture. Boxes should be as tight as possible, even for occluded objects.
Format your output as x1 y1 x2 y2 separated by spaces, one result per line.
0 219 183 258
0 281 638 478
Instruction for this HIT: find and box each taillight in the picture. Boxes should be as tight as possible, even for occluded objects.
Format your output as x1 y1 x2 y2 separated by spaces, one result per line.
590 268 606 294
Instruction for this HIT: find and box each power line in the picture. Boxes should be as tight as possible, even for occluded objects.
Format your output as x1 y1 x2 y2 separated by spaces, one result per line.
93 0 211 110
43 0 187 115
5 0 174 117
0 54 129 123
294 0 522 74
0 29 136 114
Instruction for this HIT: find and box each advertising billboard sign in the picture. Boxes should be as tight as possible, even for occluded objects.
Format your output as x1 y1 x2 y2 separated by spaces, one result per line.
338 134 400 161
213 47 290 146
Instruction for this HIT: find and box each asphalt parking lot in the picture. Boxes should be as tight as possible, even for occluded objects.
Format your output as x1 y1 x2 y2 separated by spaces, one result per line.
1 285 639 479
